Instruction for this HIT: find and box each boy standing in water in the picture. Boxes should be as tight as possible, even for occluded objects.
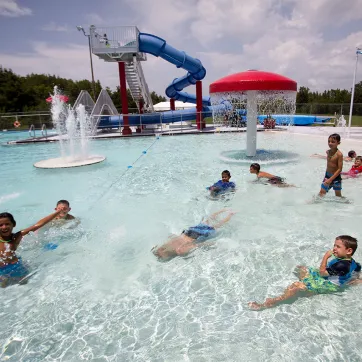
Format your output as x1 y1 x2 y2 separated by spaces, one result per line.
319 133 343 197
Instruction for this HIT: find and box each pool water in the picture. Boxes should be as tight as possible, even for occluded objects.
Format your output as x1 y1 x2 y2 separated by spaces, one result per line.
1 130 362 361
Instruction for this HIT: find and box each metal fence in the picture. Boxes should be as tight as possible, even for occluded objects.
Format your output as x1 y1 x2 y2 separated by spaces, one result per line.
1 104 362 133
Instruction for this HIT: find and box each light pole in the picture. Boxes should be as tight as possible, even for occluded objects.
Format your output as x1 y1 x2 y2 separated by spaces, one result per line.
76 25 96 100
348 47 362 136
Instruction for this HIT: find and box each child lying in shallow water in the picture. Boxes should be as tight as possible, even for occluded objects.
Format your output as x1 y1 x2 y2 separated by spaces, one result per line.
248 235 361 310
249 163 294 187
152 209 235 261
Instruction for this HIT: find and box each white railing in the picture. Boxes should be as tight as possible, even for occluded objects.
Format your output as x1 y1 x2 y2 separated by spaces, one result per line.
28 124 35 138
134 58 154 112
41 124 47 138
90 26 139 53
73 90 95 114
125 57 154 112
90 89 119 134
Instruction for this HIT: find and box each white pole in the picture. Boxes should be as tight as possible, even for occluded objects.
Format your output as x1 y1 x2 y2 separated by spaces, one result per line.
348 49 360 137
246 90 258 157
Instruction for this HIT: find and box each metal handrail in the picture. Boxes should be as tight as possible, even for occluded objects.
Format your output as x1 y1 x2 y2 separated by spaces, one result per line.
41 124 47 138
28 124 36 138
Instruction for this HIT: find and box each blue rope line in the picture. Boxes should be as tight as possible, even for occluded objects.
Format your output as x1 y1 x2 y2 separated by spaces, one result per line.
89 136 161 209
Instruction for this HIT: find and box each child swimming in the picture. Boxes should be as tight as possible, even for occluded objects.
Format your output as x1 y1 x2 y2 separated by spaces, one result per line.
152 209 235 261
207 170 236 196
54 200 75 220
249 163 294 187
311 150 356 162
0 209 64 287
248 235 361 310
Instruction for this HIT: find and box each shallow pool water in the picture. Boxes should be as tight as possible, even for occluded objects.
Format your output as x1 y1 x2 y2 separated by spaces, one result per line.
1 130 362 361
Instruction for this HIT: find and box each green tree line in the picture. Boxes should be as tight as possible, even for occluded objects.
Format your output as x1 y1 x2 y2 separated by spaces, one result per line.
1 66 362 115
0 66 166 113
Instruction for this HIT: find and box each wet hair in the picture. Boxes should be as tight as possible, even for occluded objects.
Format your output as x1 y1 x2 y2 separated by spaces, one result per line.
0 212 16 227
348 150 356 158
328 133 341 142
250 163 261 172
222 170 231 177
57 200 70 207
336 235 358 255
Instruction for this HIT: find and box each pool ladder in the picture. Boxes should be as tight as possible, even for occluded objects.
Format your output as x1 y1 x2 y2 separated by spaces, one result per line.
28 124 35 138
41 124 47 138
28 124 48 138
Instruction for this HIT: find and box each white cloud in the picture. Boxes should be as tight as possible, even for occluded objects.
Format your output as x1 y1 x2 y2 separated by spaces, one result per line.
0 42 118 91
85 13 105 26
1 0 362 97
0 0 32 17
41 22 70 32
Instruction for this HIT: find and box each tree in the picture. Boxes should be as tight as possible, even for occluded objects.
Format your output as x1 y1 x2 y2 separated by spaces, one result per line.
296 86 310 104
0 66 166 114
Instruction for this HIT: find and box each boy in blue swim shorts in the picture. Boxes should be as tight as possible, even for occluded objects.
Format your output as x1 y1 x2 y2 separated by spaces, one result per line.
249 235 361 310
152 209 235 261
319 133 343 197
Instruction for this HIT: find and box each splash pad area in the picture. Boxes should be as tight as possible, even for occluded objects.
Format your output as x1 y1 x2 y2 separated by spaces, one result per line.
2 129 362 360
0 25 361 360
32 88 106 169
33 155 106 169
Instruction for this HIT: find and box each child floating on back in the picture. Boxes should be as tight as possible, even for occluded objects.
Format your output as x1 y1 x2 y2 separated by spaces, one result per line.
341 156 362 179
207 170 236 197
249 163 294 187
248 235 361 310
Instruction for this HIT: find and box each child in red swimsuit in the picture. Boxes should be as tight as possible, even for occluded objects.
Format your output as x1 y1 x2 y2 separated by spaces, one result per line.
341 156 362 179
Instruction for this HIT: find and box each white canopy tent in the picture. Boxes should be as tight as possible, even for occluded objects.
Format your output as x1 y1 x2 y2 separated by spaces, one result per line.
153 101 196 112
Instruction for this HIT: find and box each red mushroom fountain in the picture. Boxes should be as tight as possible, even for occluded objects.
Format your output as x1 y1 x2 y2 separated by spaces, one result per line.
210 70 297 157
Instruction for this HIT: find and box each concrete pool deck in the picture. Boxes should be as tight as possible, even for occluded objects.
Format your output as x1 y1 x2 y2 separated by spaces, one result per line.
5 124 362 145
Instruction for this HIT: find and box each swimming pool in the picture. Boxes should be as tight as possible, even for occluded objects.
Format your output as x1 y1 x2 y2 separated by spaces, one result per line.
1 130 362 361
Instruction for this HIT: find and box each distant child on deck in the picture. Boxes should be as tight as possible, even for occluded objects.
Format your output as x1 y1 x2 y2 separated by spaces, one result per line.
207 170 236 196
319 133 343 197
248 235 362 310
249 163 294 187
341 156 362 179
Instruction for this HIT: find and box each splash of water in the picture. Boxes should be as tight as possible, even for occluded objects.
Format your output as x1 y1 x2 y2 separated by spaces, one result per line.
50 86 93 162
211 90 296 128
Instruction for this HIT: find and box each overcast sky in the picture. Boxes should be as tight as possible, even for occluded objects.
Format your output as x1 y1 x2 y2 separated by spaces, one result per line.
0 0 362 97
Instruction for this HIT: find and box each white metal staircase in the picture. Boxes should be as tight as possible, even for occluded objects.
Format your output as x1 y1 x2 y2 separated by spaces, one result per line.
89 26 154 113
125 57 154 112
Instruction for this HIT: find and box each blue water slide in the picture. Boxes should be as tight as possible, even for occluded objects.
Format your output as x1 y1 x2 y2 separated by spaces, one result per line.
138 33 211 106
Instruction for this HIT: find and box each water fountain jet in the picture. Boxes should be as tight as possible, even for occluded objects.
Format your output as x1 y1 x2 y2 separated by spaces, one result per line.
34 87 105 168
210 70 297 158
